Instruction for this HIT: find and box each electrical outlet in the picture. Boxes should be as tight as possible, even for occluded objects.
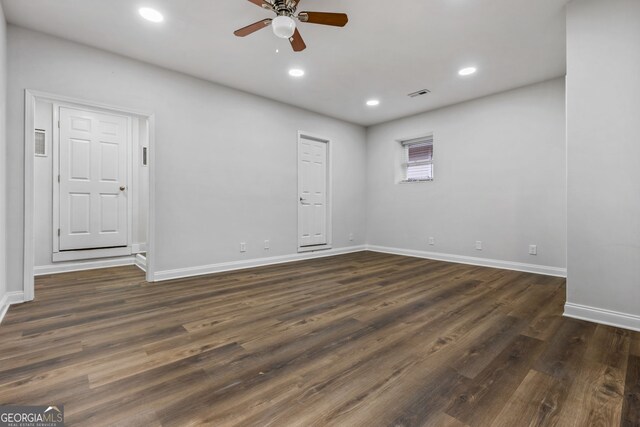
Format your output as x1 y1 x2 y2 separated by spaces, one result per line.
475 241 483 250
529 245 537 255
240 242 247 253
349 233 354 242
264 240 270 250
428 237 435 246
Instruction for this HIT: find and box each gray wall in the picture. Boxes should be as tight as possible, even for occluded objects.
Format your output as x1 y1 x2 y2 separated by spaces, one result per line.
0 3 6 303
6 26 367 291
566 0 640 316
366 78 567 271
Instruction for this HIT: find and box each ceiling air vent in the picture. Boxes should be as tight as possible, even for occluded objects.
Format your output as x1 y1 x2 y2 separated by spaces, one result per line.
408 89 431 98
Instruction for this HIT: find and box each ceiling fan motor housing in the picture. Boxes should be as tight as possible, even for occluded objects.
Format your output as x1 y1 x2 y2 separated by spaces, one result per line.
274 0 296 16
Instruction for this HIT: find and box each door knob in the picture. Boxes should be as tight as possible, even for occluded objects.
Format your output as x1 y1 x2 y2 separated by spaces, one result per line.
120 185 126 191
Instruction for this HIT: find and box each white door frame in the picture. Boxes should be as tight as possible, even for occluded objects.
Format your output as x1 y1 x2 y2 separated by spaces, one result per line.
23 89 157 301
297 131 332 253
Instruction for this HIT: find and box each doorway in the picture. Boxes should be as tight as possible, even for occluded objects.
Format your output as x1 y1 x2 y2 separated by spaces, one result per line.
297 132 331 252
23 90 156 301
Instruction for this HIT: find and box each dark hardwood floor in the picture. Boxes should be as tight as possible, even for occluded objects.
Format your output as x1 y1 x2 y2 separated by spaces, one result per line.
1 252 638 426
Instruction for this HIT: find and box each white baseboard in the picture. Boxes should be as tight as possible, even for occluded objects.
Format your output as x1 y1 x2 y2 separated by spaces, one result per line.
153 244 566 282
27 243 565 284
153 245 367 281
135 253 147 272
564 302 640 332
0 294 8 325
0 291 26 325
34 257 136 276
366 245 567 277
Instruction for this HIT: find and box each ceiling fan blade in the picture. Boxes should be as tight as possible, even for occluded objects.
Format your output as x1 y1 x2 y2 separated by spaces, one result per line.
289 28 307 52
234 19 272 37
247 0 273 9
298 12 348 27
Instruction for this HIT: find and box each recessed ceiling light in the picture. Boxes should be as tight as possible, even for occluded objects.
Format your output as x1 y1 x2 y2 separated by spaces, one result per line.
289 69 305 77
458 67 477 76
139 7 164 23
366 99 380 107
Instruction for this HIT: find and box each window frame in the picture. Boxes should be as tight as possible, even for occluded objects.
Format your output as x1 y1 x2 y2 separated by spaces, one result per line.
399 134 434 183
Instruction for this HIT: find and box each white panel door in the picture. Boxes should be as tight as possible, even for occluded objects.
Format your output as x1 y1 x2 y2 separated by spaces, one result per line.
59 107 129 250
298 137 328 247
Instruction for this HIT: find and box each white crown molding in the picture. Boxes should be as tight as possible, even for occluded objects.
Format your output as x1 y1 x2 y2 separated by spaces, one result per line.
564 302 640 333
365 245 567 277
153 245 367 281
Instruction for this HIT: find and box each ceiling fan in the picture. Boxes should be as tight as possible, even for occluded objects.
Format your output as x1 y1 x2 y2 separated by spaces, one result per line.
234 0 349 52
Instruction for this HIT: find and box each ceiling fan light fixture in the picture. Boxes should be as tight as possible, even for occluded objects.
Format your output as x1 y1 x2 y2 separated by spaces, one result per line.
234 2 348 53
272 15 296 39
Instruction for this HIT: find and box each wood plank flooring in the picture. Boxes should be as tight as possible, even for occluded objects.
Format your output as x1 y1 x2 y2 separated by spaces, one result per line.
1 251 638 426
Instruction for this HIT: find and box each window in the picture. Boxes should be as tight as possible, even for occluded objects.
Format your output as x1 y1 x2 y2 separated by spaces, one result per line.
401 135 434 182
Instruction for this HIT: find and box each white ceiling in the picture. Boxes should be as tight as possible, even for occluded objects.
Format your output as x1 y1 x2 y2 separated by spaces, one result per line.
2 0 569 126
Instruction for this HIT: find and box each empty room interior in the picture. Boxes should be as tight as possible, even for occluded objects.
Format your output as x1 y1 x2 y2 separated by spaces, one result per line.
0 0 639 425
